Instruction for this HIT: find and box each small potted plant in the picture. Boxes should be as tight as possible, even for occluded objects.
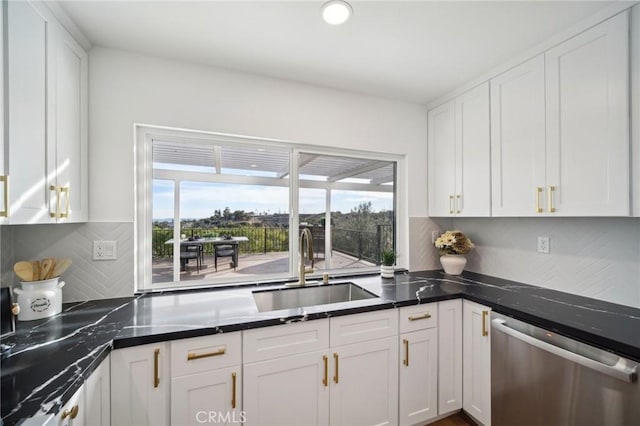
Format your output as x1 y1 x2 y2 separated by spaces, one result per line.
434 230 474 275
380 249 397 278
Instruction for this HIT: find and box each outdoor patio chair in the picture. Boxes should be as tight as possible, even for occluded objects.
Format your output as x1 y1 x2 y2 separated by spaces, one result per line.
180 244 201 273
215 244 236 271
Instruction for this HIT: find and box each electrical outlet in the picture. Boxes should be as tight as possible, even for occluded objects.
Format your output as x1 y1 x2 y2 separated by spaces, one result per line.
432 230 440 244
93 240 117 260
537 236 549 254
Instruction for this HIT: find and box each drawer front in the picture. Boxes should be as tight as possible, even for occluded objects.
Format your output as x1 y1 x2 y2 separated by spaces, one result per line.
330 309 398 347
399 303 438 333
243 319 329 363
171 332 241 377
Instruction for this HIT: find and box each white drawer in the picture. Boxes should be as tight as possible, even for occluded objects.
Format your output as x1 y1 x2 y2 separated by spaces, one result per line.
330 309 398 347
243 319 329 363
171 333 241 377
399 303 438 333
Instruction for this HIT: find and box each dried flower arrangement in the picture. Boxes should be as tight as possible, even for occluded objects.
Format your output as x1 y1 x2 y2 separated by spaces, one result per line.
434 230 474 256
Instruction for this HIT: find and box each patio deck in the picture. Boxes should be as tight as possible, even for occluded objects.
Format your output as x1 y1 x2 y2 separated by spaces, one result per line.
152 251 375 283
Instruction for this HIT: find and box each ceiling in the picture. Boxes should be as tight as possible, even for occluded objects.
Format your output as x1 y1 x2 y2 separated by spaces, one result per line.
58 0 621 104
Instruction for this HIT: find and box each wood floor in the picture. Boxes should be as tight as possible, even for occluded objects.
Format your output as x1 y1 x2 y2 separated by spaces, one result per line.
428 411 478 426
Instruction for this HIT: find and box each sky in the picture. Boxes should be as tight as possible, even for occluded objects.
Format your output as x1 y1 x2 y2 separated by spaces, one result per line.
152 180 393 220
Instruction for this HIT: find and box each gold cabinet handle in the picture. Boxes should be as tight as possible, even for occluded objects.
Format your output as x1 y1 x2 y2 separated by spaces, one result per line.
333 353 339 384
482 311 489 337
449 195 454 214
548 186 556 213
61 405 79 420
49 185 60 218
322 355 328 386
403 339 409 366
456 194 461 214
154 348 160 388
231 372 237 409
0 175 7 217
536 187 543 213
187 348 225 360
59 186 70 218
408 313 431 321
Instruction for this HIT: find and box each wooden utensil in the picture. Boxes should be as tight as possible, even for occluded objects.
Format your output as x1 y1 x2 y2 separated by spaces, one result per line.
40 258 55 280
13 261 34 282
51 258 72 278
31 260 41 281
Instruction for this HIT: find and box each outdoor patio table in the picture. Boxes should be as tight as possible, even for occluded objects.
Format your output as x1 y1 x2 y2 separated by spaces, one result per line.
164 236 249 270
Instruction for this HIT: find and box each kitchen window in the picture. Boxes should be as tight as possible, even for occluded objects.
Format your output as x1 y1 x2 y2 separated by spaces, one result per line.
135 126 403 291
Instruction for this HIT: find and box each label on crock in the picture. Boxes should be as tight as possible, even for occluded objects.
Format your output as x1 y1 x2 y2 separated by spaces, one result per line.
30 298 51 312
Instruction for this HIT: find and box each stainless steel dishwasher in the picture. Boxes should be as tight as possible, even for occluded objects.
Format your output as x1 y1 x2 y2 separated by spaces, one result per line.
491 312 639 426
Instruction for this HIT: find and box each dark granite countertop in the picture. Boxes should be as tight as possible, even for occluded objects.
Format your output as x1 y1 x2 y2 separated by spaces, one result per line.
2 270 639 425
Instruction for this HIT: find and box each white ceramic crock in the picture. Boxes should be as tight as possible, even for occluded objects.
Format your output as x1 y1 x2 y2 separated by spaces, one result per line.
13 278 65 321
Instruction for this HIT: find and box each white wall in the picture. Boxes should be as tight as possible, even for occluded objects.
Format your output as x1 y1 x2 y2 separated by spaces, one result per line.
89 47 428 222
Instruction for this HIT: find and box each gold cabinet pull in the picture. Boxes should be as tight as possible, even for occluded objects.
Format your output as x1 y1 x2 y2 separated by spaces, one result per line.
231 372 237 409
49 185 60 218
456 194 461 214
0 175 7 217
548 186 556 213
333 353 339 384
535 187 543 213
61 405 79 420
59 186 70 218
408 313 431 321
482 311 489 337
322 355 328 386
154 348 160 388
449 195 454 214
187 348 225 360
403 339 409 366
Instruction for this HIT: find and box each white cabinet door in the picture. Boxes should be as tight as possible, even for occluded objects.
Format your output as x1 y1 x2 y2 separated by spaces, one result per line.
428 101 456 216
490 55 546 216
58 385 85 426
172 367 242 426
455 82 491 217
330 336 398 426
399 329 437 426
438 299 462 415
243 350 329 426
463 301 491 426
110 343 169 426
6 0 52 224
85 356 110 426
51 25 88 222
545 12 630 216
428 83 490 217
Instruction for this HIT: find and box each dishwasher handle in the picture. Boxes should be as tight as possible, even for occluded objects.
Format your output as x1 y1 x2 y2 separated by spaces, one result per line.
491 318 637 383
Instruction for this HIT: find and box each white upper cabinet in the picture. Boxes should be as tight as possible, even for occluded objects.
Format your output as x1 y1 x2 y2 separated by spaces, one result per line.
2 0 88 224
428 83 490 217
545 11 629 216
490 55 546 216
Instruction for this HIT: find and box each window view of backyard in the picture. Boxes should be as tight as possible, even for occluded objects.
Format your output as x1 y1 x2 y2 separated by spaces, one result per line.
151 140 395 285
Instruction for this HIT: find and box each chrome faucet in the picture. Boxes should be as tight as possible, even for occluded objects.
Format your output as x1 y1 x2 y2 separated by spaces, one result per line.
297 228 315 285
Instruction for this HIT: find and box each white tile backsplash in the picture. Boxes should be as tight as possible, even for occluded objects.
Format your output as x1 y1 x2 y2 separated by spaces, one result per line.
451 217 640 308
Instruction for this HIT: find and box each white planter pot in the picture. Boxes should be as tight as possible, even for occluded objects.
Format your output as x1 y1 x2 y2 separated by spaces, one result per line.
439 255 467 275
13 278 65 321
380 265 395 278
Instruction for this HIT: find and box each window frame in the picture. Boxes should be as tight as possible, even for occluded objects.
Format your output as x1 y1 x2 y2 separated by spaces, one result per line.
135 124 407 292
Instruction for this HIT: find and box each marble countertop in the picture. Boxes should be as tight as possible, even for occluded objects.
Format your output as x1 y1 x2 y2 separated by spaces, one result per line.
2 270 639 425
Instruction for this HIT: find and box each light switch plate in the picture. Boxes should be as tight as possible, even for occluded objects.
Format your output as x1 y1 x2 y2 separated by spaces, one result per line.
537 236 549 254
93 240 117 260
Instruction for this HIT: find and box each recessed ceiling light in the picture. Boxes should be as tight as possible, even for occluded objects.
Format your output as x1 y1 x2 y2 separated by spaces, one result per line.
250 164 257 168
321 0 352 25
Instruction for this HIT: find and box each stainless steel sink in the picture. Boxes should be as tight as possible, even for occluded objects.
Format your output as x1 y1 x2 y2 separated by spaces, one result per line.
252 282 378 312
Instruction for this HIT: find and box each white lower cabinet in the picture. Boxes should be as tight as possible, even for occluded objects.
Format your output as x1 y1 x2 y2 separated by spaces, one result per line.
243 350 329 426
398 304 438 426
170 333 242 426
57 355 110 426
462 300 492 426
330 336 399 426
110 342 170 426
438 299 463 415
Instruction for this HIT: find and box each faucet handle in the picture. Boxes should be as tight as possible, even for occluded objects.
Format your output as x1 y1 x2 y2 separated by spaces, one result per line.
304 267 315 274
